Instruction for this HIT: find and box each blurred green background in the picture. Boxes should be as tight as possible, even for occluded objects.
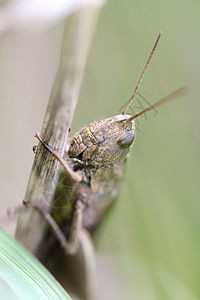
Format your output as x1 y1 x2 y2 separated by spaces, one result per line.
0 0 199 299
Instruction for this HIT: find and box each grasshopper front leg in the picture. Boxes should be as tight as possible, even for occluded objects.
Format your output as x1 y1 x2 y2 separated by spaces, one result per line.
35 132 82 183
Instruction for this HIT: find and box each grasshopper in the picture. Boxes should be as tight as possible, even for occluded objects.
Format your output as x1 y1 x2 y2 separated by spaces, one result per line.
29 32 186 299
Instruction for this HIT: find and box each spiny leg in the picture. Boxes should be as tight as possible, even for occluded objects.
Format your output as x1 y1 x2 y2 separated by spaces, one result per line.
23 199 84 255
23 200 99 299
34 132 82 183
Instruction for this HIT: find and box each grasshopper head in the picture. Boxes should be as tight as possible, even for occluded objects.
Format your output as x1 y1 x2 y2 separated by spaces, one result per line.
69 115 135 166
69 84 187 167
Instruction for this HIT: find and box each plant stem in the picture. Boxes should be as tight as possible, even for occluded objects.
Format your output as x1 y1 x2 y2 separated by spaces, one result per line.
15 3 104 254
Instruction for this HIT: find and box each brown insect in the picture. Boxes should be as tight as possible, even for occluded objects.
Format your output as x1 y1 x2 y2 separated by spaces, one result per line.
28 32 186 299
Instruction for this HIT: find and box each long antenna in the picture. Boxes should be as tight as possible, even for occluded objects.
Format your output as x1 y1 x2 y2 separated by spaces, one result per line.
127 87 188 122
122 31 162 115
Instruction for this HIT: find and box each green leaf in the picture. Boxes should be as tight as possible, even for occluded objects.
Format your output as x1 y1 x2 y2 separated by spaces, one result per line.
0 227 71 300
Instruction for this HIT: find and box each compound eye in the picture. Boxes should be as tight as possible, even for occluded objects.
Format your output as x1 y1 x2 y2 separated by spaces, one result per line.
117 131 135 149
126 121 132 131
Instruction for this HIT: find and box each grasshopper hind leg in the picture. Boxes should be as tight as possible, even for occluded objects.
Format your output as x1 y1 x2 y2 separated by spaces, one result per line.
23 199 83 256
23 199 99 299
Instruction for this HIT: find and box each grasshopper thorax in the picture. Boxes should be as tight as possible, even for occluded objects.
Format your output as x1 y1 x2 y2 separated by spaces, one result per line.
68 115 135 166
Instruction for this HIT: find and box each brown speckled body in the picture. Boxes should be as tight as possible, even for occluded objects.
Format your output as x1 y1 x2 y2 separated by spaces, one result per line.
41 114 135 297
52 114 135 235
